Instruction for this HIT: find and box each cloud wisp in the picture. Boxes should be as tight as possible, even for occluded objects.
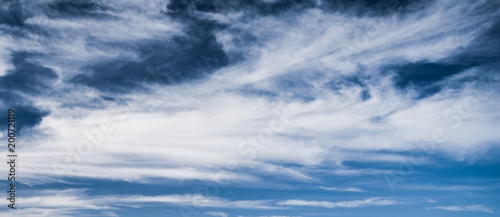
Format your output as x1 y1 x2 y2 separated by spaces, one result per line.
277 197 401 208
426 205 494 214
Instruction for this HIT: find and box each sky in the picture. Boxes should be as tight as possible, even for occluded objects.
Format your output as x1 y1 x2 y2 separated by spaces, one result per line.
0 0 500 216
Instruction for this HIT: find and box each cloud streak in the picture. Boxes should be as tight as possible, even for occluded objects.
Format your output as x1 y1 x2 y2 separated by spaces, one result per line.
277 197 401 208
426 205 494 214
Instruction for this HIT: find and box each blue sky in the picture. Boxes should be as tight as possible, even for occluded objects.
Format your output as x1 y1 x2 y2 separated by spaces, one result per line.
0 0 500 216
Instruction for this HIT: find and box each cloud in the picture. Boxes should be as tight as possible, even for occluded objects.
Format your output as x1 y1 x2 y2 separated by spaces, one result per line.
403 184 491 191
277 197 401 208
426 205 494 214
0 189 409 217
321 187 365 192
0 188 277 217
0 208 78 217
1 1 499 216
205 211 229 217
0 8 499 217
1 0 496 187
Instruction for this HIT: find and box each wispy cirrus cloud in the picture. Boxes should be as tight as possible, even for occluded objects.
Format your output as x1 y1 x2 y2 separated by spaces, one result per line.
2 0 498 186
320 187 365 192
1 0 500 216
0 189 408 216
426 205 494 214
277 197 401 208
1 189 411 217
0 188 277 217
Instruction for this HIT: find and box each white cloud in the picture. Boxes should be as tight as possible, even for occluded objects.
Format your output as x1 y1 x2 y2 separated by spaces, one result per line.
321 187 365 192
403 184 491 191
277 197 400 208
427 205 494 214
9 0 182 80
4 0 499 186
0 189 277 217
0 36 13 76
0 208 78 217
2 1 499 216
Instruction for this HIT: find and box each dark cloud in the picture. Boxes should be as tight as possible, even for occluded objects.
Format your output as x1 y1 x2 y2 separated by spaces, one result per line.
389 62 471 98
166 0 430 17
456 19 500 68
388 4 500 98
69 3 231 93
166 0 316 15
0 105 49 133
325 75 372 101
1 52 58 94
71 36 229 93
393 63 467 89
42 0 109 18
0 0 26 27
320 0 432 16
0 52 56 131
1 0 498 138
326 75 366 91
360 89 371 101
